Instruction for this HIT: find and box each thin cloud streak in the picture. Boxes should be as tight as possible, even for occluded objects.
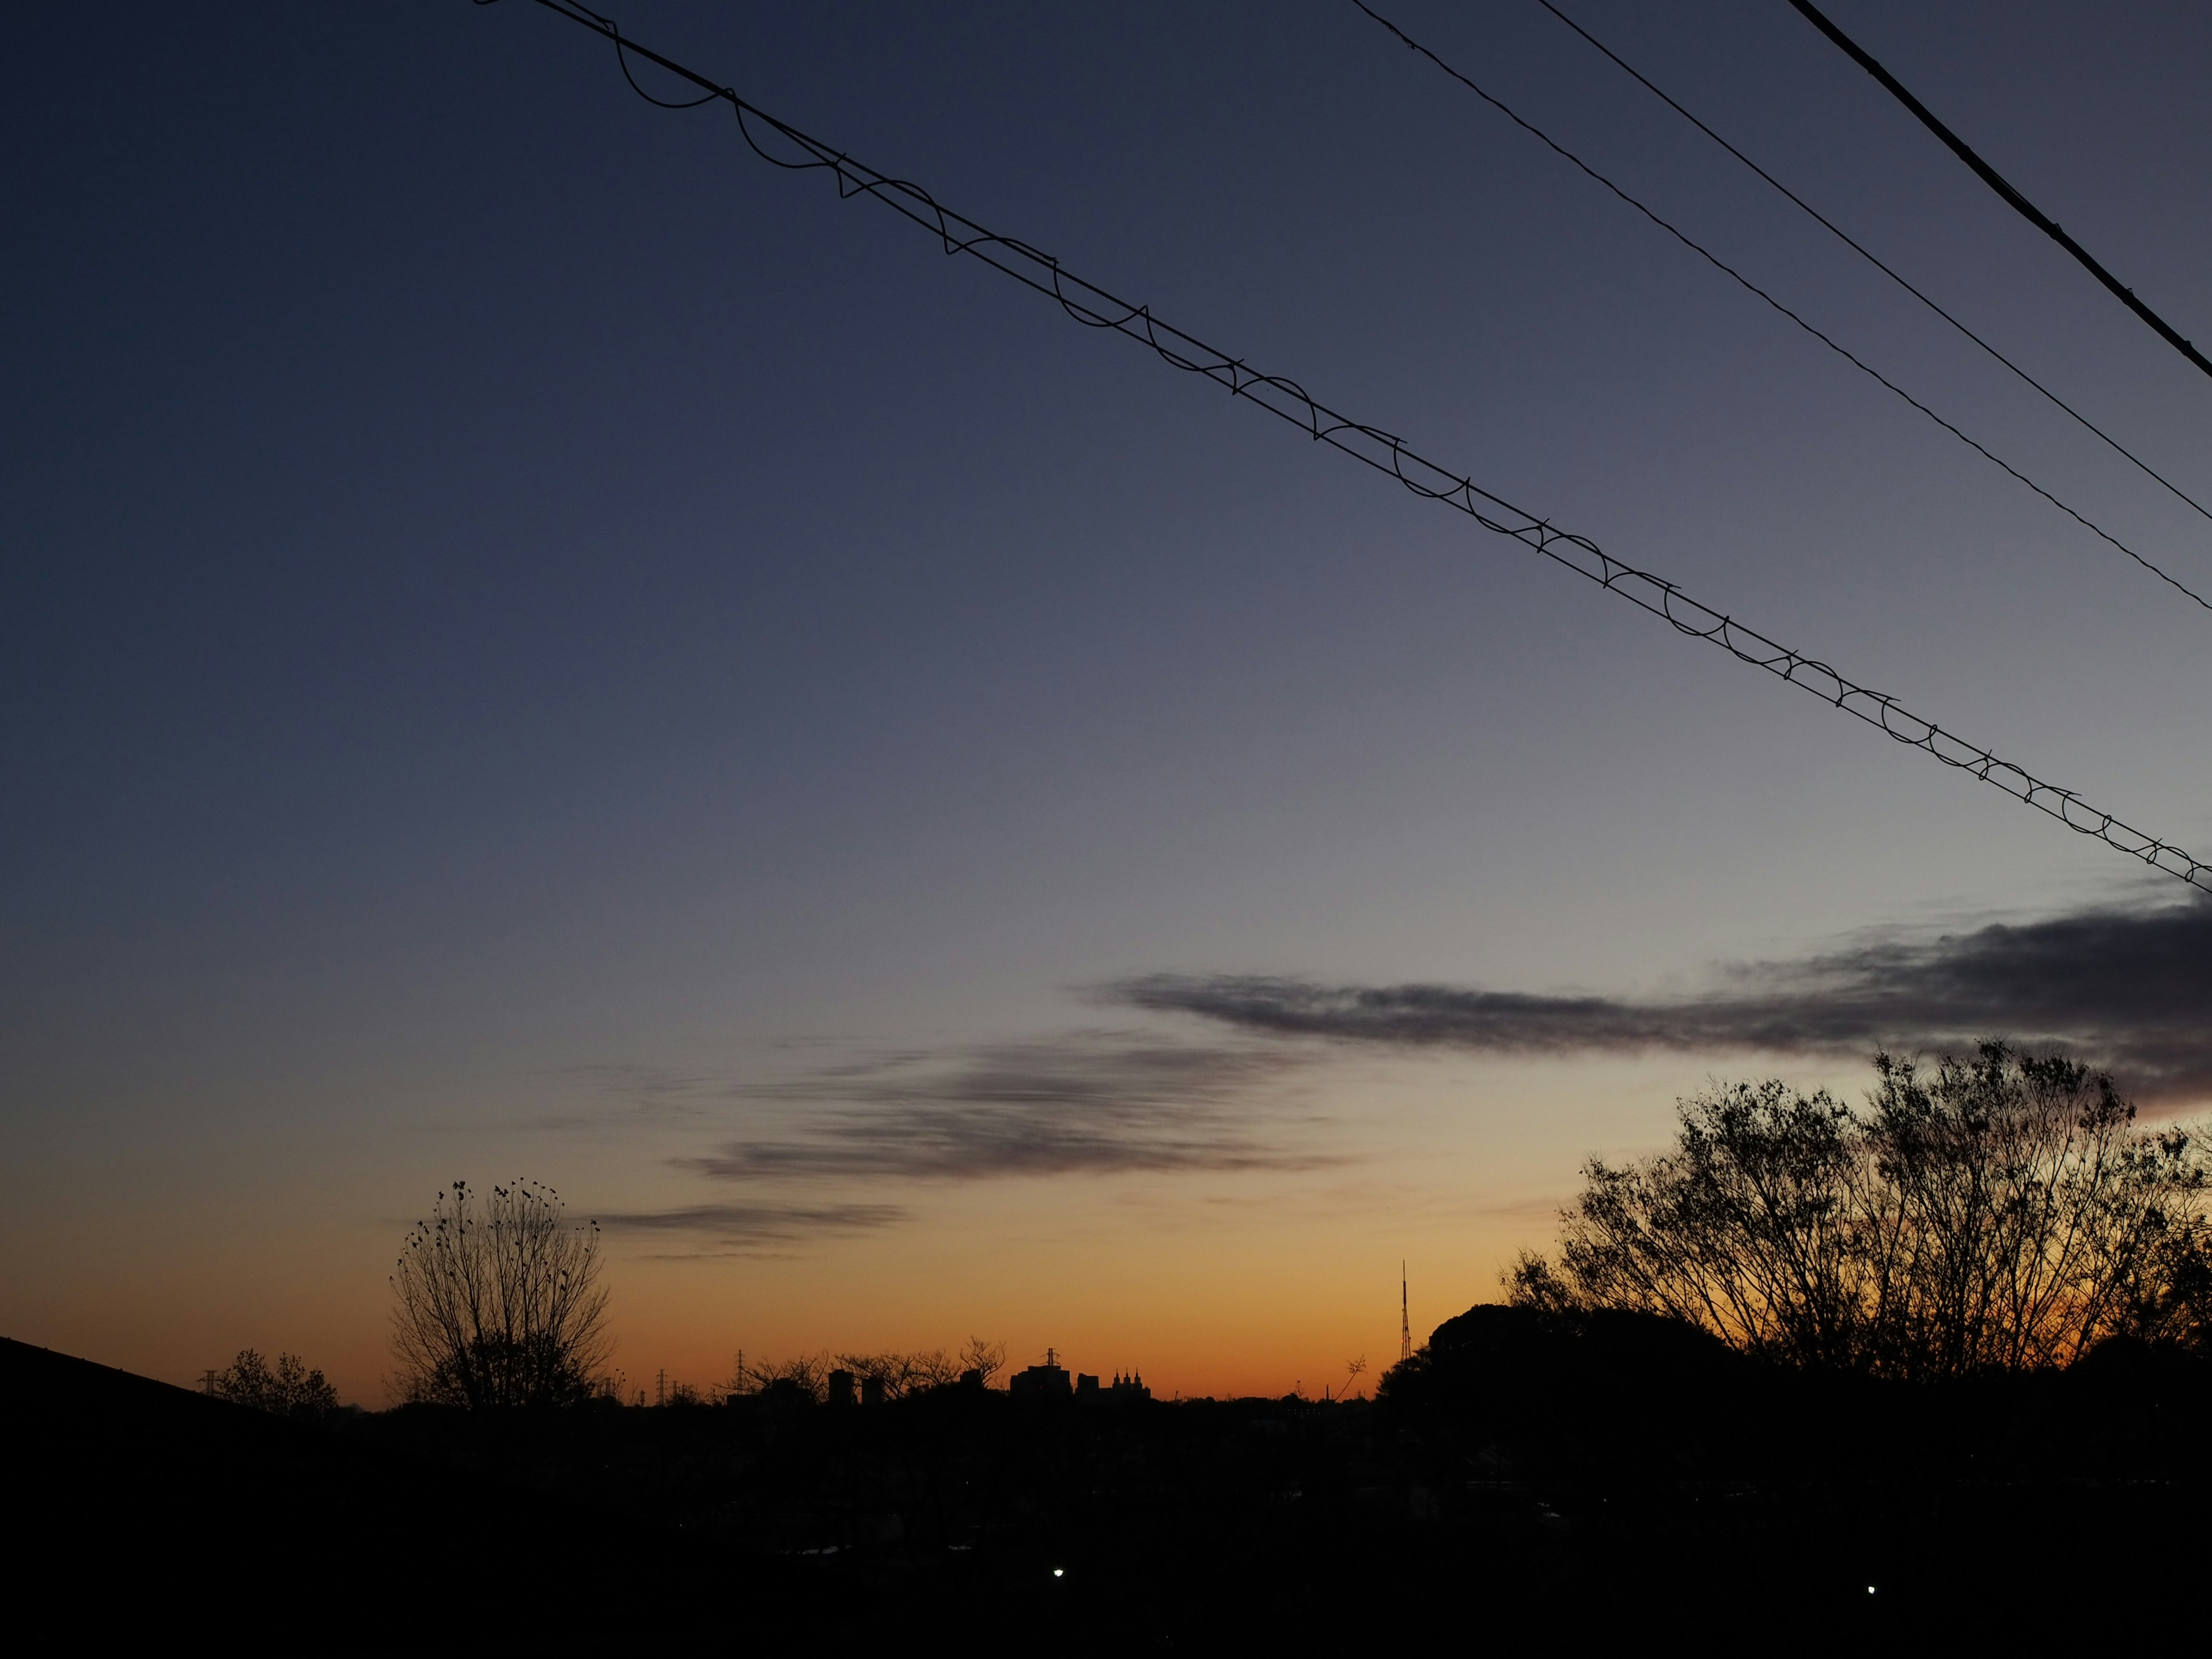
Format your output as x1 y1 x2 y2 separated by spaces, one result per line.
691 1031 1344 1180
1116 899 2212 1104
597 1201 910 1248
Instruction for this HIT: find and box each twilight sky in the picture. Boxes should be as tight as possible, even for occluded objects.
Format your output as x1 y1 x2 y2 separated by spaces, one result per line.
4 0 2207 1403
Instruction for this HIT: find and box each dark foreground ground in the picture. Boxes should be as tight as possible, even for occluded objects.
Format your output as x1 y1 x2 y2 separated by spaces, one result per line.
12 1308 2211 1651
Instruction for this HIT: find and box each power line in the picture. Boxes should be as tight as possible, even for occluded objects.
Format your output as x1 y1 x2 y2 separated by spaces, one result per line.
1350 1 2211 615
491 0 2211 896
1528 0 2212 535
1783 0 2212 384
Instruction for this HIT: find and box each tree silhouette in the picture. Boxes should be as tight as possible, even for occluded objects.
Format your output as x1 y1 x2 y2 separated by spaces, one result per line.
959 1336 1007 1387
734 1351 831 1402
729 1346 983 1402
1509 1044 2208 1376
389 1179 611 1407
210 1348 339 1414
834 1349 962 1401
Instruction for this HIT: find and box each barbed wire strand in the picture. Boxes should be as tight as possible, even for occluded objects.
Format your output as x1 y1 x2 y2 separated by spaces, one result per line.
1784 0 2212 385
1527 0 2212 534
491 0 2211 896
1350 1 2211 615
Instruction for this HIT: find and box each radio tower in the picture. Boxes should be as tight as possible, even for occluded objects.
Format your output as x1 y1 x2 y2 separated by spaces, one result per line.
1400 1262 1411 1363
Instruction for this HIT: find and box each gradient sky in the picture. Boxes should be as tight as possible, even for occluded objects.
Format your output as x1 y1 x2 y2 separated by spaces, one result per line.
5 0 2207 1404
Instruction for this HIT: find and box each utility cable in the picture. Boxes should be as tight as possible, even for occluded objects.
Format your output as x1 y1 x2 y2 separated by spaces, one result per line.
1350 1 2211 615
1784 0 2212 384
1529 0 2212 537
486 0 2211 896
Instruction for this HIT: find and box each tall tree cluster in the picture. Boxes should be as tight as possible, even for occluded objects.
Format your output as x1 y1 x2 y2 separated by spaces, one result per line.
389 1179 611 1407
1510 1044 2209 1376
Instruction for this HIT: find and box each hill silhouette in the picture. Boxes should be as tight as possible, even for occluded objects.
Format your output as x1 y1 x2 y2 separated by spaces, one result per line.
2 1338 813 1646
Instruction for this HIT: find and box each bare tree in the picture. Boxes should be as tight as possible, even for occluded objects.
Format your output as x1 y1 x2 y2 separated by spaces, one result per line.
1517 1077 1875 1368
1510 1046 2207 1377
730 1354 831 1407
729 1344 986 1402
211 1349 339 1415
1863 1047 2203 1373
831 1347 965 1400
389 1179 612 1407
906 1348 963 1391
834 1350 906 1400
959 1336 1007 1387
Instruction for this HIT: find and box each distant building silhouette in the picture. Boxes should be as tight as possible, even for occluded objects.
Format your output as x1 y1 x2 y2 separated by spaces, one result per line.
1110 1370 1150 1403
1016 1355 1152 1404
860 1372 885 1407
1078 1370 1149 1404
1009 1348 1071 1400
828 1368 856 1407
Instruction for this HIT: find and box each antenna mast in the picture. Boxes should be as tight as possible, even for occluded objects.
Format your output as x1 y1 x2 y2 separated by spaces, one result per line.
1400 1262 1411 1363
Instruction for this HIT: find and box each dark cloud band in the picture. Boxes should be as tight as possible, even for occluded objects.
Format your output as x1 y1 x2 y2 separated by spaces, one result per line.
691 1032 1342 1181
1115 900 2212 1104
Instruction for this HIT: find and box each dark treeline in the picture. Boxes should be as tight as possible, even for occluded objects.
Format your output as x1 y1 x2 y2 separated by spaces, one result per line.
29 1310 2209 1647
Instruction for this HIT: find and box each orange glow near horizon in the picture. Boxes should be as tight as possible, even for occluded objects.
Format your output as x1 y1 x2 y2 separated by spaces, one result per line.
20 1047 2182 1405
4 1052 1871 1406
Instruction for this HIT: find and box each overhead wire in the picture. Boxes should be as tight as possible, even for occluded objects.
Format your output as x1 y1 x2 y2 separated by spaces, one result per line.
1528 0 2212 536
1350 0 2211 615
1783 0 2212 384
486 0 2211 896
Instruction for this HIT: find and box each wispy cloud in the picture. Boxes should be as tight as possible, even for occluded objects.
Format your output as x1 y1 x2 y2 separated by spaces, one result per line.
689 1031 1342 1180
1114 899 2212 1104
596 1200 910 1256
512 1062 726 1131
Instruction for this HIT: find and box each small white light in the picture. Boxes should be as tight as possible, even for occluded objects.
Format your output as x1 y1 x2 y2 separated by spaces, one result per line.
1052 1568 1065 1578
1866 1586 1876 1595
